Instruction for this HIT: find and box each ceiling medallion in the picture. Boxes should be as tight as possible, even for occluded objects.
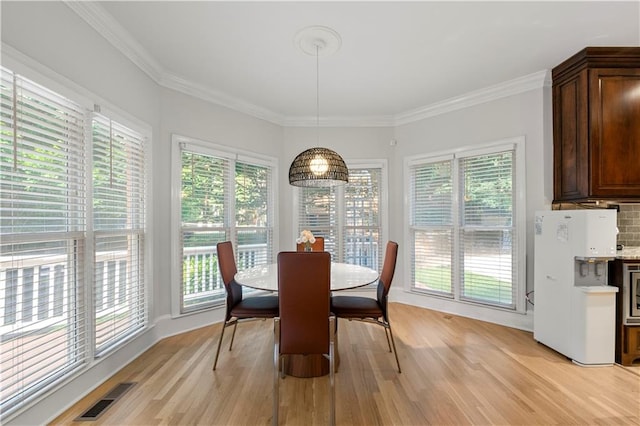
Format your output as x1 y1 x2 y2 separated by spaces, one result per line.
293 25 342 57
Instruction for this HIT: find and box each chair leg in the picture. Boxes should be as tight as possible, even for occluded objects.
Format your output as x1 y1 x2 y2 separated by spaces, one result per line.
383 326 392 352
229 321 239 351
273 318 280 426
386 323 401 374
212 321 228 370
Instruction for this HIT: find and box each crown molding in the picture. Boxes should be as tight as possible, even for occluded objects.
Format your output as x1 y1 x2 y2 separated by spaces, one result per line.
159 72 286 126
64 1 551 128
64 1 286 126
394 70 551 126
64 1 163 82
282 115 395 128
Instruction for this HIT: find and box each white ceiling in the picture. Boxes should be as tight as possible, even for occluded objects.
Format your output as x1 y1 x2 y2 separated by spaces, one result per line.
70 1 639 126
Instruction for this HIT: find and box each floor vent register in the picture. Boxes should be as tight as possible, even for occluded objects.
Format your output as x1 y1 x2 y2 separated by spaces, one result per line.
74 382 136 421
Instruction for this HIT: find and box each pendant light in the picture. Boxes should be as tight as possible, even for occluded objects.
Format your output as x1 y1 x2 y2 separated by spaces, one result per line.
289 26 348 187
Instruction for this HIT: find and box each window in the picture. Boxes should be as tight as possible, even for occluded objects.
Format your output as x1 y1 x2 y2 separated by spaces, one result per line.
92 115 147 356
296 161 386 271
173 136 276 313
0 66 149 416
410 157 454 295
408 140 525 311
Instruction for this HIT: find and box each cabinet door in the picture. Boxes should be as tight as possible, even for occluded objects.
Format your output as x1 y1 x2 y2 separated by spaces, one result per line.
553 71 589 201
590 68 640 198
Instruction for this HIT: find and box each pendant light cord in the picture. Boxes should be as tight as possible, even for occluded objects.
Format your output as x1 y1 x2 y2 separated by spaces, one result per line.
316 43 320 144
288 27 348 187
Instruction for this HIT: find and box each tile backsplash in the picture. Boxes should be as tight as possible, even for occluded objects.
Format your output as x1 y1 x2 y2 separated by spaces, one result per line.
617 204 640 247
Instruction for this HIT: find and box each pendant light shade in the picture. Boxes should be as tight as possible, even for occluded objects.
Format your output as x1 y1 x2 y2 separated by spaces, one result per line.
289 26 348 187
288 147 349 187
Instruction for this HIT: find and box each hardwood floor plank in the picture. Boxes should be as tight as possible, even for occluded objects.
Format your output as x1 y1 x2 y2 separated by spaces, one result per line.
51 303 640 425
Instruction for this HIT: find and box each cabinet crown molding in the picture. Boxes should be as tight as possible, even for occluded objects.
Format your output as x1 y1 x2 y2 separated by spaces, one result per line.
553 46 640 83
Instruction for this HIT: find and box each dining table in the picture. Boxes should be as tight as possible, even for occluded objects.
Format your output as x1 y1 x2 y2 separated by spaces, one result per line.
234 261 379 378
234 261 379 292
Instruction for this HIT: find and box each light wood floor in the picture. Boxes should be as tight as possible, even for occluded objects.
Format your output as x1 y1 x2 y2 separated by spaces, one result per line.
52 303 640 425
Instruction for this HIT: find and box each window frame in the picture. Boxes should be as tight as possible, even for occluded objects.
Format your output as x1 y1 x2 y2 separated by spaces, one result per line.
0 63 152 419
293 159 388 273
90 113 149 357
170 134 278 316
405 137 526 313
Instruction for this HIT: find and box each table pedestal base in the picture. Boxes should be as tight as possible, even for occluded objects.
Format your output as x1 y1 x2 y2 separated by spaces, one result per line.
282 337 341 378
283 354 329 377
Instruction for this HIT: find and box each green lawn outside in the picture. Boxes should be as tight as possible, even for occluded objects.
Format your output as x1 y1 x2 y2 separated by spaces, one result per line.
415 266 512 304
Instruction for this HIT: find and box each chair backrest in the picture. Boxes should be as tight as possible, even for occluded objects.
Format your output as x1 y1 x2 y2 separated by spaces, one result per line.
277 251 331 355
296 236 325 252
217 241 243 319
377 241 399 316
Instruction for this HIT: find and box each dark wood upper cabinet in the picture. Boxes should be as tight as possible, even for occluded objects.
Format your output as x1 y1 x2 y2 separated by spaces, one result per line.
553 47 640 202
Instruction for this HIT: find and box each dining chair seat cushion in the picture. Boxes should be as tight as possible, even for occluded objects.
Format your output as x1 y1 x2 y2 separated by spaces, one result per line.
331 295 382 318
230 295 279 318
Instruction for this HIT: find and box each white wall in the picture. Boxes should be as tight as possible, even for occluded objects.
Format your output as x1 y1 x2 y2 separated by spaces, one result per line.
1 2 553 424
1 2 283 424
2 3 162 425
391 88 552 330
1 1 160 125
156 88 283 322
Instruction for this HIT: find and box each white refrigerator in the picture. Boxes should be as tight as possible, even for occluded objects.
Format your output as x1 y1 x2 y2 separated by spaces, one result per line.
533 209 618 365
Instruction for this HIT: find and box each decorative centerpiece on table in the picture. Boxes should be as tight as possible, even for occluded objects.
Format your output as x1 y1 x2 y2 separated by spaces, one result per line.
297 230 316 252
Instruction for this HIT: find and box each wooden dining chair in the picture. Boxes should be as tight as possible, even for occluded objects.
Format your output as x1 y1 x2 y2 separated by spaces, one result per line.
330 241 401 373
212 241 279 370
296 236 324 252
273 251 335 426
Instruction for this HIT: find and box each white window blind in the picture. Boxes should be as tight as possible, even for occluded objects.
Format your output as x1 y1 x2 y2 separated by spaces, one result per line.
459 150 515 307
92 115 147 355
409 159 453 295
408 145 520 311
343 168 382 270
0 67 87 413
178 143 275 313
297 164 385 269
297 186 337 256
235 161 274 267
180 149 231 311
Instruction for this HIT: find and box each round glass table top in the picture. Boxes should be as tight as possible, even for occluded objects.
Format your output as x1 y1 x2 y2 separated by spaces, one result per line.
234 262 379 292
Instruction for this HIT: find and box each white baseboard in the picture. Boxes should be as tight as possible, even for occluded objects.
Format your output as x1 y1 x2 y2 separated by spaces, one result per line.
390 288 534 332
